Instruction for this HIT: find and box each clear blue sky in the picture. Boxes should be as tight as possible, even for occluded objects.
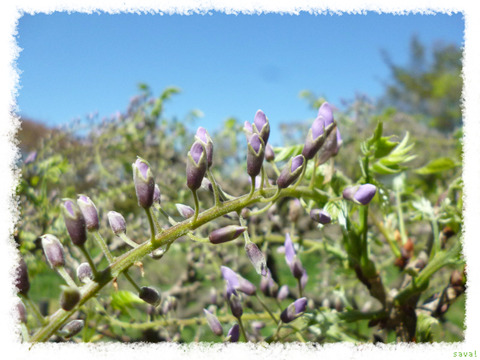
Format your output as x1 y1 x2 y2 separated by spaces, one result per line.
16 12 464 145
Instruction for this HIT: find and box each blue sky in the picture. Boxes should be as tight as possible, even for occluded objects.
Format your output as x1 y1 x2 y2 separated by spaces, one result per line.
16 12 464 145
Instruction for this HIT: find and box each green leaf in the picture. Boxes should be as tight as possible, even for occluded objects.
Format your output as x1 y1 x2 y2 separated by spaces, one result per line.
111 290 143 313
415 157 458 175
274 144 303 163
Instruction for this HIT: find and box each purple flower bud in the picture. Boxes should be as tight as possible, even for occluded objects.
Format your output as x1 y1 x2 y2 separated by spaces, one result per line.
15 257 30 295
108 211 126 235
186 141 207 191
280 297 308 323
41 234 65 268
227 293 243 318
76 263 93 283
276 155 305 189
195 127 214 168
265 143 275 162
310 209 332 224
221 266 256 296
300 269 308 290
277 285 289 301
17 301 27 324
247 133 265 178
284 233 304 280
153 184 161 205
259 268 278 298
253 110 270 144
245 242 267 276
203 309 223 336
316 123 339 165
244 121 254 141
61 199 87 247
132 157 155 209
317 102 334 128
60 286 81 311
60 320 84 339
209 226 247 245
227 324 240 342
24 151 37 165
139 286 161 306
343 184 377 205
176 203 195 219
77 195 99 231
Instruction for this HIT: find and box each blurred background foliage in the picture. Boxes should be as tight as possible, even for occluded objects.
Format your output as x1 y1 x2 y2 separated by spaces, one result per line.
15 36 464 343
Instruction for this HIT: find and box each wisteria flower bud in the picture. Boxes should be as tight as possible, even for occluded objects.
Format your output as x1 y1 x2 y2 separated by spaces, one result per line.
244 121 254 141
195 127 214 168
108 211 126 235
139 286 161 306
245 242 267 276
41 234 65 268
132 157 155 209
76 262 93 283
252 110 270 144
176 203 195 219
300 269 308 290
276 155 305 189
265 143 275 162
318 102 334 127
221 266 256 296
186 141 207 191
302 103 337 160
61 199 87 246
203 309 223 336
15 257 30 295
247 133 265 178
60 286 81 311
209 226 247 245
24 150 37 165
280 297 308 323
60 320 84 339
226 324 240 342
310 209 332 224
17 301 27 324
284 233 305 280
343 184 377 205
277 285 289 301
77 195 99 231
228 293 243 318
153 184 161 205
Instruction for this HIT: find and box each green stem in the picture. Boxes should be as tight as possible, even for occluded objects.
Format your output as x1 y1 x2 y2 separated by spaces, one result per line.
92 231 115 264
57 266 78 288
123 271 141 293
297 278 303 298
237 316 247 342
292 160 308 191
148 207 163 235
145 208 158 243
192 189 200 223
21 323 30 342
248 202 275 217
247 175 256 200
78 245 98 278
255 293 278 324
396 189 408 245
20 294 45 326
207 169 222 207
118 233 140 248
429 217 440 263
270 161 281 176
309 154 318 189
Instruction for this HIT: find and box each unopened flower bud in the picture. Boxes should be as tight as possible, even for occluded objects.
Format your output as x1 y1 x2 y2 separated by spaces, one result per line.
60 320 84 339
153 184 161 205
280 297 308 323
221 266 256 296
108 211 126 235
15 257 30 295
247 133 265 178
284 233 305 280
139 286 161 306
186 141 207 191
302 103 337 160
132 157 155 209
60 286 81 311
310 209 332 224
228 293 243 318
343 184 377 205
17 301 27 324
61 199 87 246
226 324 240 342
252 110 270 144
77 195 99 231
209 226 247 245
203 309 223 336
195 127 214 168
76 263 93 283
245 242 267 276
244 121 254 141
277 285 289 301
176 203 195 219
276 155 305 189
265 143 275 162
41 234 65 268
288 199 302 223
